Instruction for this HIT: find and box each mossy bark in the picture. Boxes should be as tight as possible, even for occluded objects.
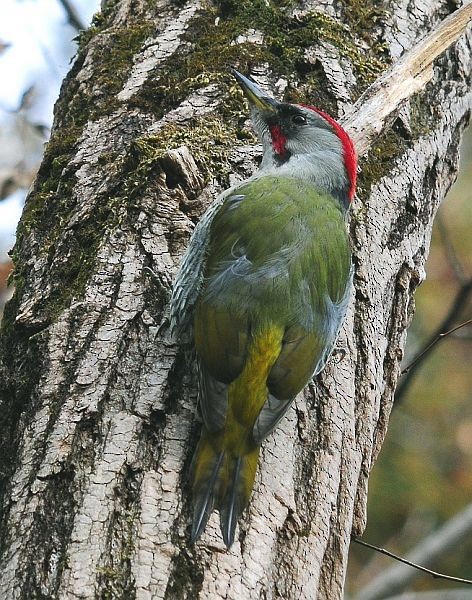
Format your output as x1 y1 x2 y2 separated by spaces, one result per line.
0 0 471 598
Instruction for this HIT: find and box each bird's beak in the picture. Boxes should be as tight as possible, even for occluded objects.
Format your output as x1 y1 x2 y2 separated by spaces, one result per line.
232 69 278 113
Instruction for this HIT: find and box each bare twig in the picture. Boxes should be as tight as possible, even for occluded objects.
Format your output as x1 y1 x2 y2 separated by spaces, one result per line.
383 590 472 600
395 278 472 403
353 538 472 586
401 319 472 375
352 503 472 600
57 0 86 31
451 331 472 340
342 1 472 152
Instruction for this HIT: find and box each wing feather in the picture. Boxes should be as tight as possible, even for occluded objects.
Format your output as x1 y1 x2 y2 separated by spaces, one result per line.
174 175 352 444
169 189 242 338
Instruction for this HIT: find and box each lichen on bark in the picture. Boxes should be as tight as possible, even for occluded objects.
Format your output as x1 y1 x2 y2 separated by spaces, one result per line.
0 0 471 598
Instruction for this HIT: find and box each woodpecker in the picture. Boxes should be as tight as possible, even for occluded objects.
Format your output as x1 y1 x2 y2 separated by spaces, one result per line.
170 70 357 548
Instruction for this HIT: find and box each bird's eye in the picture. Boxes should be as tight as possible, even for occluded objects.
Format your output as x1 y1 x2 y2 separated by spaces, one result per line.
292 114 307 125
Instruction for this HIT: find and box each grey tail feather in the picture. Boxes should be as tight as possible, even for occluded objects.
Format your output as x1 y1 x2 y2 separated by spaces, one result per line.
220 456 242 548
190 451 224 544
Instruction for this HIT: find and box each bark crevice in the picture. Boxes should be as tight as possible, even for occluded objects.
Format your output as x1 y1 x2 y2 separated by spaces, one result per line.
0 0 471 598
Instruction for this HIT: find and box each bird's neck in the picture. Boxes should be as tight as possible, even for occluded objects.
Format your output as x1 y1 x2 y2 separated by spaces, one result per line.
258 148 350 206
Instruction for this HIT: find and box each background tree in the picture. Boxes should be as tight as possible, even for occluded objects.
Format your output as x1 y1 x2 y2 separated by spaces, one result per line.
0 1 471 599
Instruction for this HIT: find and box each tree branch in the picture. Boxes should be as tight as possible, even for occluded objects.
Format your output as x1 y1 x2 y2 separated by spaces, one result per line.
353 502 472 600
342 1 472 152
0 0 471 597
353 538 472 586
401 318 472 375
57 0 86 31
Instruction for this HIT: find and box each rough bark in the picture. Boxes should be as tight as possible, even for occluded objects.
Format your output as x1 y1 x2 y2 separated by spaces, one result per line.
0 0 471 599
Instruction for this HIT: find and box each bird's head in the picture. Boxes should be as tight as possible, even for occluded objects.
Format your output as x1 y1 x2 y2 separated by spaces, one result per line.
233 70 357 205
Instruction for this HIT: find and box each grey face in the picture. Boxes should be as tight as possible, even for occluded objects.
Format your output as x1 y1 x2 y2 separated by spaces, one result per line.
232 71 338 159
252 102 342 165
250 102 349 204
232 71 349 199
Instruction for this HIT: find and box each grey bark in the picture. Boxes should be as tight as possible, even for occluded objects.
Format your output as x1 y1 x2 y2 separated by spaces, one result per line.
0 0 471 599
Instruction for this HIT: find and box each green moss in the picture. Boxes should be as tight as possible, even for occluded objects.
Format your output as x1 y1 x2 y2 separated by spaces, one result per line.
19 146 77 240
8 14 154 326
6 0 393 334
66 22 153 129
76 0 123 50
132 0 389 119
409 92 438 139
132 116 250 187
89 24 154 117
356 129 409 199
344 0 384 31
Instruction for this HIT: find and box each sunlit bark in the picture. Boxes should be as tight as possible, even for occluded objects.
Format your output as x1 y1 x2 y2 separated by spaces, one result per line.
0 0 471 598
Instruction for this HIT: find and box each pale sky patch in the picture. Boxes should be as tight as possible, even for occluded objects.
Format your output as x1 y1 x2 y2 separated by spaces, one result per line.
0 0 99 259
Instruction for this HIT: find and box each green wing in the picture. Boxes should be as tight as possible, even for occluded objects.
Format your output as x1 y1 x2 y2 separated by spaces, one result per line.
194 175 352 439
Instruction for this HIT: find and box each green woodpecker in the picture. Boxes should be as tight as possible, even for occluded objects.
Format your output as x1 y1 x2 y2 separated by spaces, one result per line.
170 70 357 547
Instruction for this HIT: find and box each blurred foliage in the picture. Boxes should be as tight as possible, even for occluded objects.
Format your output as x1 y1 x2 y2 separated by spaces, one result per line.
347 127 472 597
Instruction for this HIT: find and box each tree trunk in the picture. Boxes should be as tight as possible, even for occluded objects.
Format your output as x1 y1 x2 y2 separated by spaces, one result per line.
0 0 470 598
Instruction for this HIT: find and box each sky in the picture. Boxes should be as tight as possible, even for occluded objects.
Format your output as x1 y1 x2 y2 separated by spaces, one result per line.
0 0 99 260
